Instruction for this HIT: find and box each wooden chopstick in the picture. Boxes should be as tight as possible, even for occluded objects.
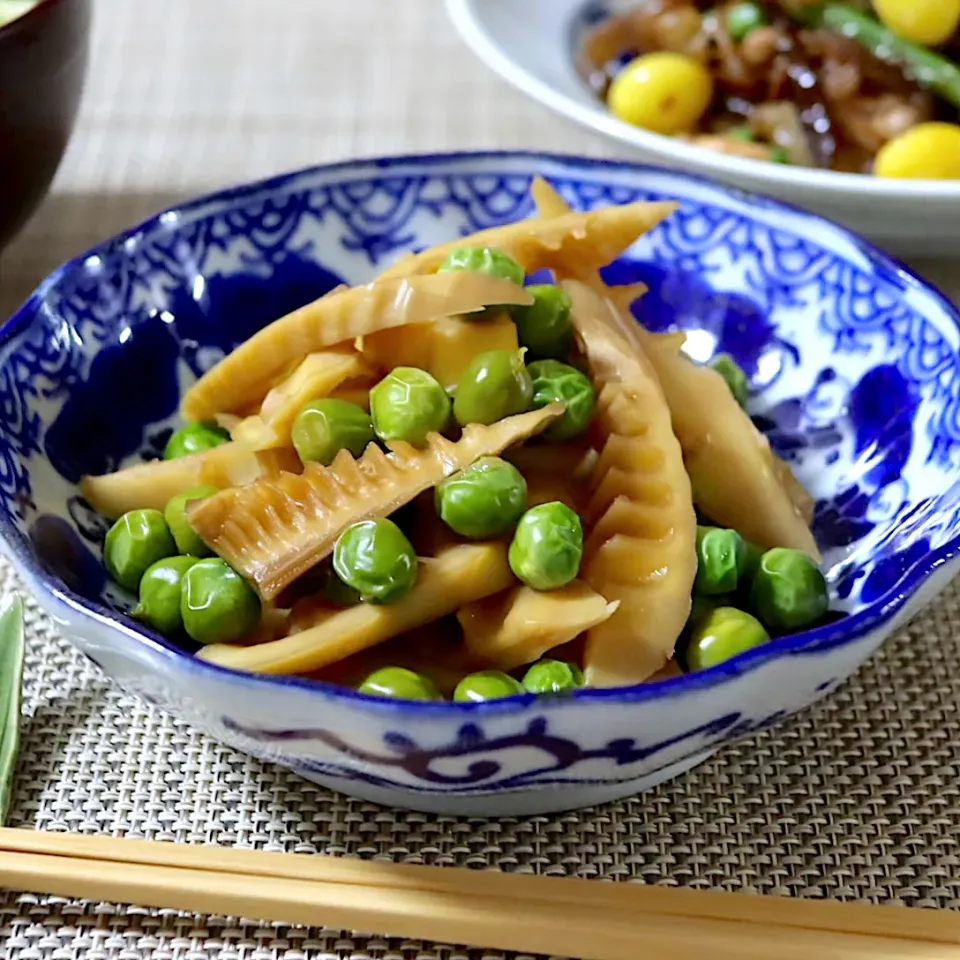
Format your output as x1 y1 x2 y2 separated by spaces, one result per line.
2 828 959 959
3 826 955 944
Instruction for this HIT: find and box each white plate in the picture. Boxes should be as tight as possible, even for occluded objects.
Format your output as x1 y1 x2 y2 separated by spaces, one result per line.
446 0 960 255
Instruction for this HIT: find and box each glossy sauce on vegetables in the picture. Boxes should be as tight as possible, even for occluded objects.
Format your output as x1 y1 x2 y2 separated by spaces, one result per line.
577 0 960 175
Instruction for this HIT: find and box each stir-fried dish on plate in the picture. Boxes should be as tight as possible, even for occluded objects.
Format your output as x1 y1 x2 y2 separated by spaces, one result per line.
80 181 834 703
577 1 960 178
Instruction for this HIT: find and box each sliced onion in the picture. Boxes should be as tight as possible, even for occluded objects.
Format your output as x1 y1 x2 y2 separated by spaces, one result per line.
750 100 818 166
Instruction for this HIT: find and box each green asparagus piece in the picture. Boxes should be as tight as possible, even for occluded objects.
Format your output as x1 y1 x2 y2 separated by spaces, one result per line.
791 3 960 110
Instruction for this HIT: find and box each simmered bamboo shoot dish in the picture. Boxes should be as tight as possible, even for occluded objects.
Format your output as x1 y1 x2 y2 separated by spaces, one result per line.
80 181 833 702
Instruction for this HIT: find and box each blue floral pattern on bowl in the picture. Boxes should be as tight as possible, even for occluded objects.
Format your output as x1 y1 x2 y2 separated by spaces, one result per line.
1 151 958 816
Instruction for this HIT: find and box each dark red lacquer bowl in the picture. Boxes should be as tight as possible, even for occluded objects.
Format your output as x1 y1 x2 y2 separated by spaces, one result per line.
0 0 91 251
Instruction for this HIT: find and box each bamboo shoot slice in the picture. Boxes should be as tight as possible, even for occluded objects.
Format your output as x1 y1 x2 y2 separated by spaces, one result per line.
640 335 819 557
648 659 682 682
508 443 589 512
376 201 679 281
427 315 519 391
180 271 533 421
360 314 520 393
530 176 818 557
524 472 582 512
230 352 375 451
260 349 373 430
585 468 675 529
458 581 618 672
327 384 372 411
214 412 243 434
503 438 596 483
253 447 302 477
356 324 433 372
308 619 482 698
773 457 816 526
230 415 279 450
198 543 515 675
80 441 298 518
564 280 698 687
187 404 564 600
530 175 577 219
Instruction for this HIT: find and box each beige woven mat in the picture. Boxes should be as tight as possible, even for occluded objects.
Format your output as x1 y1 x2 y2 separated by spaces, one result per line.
3 2 960 957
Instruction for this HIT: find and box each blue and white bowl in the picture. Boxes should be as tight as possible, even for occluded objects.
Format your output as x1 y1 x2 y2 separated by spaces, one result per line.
2 151 959 817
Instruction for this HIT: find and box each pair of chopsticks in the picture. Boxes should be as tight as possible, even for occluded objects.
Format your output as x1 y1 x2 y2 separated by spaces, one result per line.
1 827 959 959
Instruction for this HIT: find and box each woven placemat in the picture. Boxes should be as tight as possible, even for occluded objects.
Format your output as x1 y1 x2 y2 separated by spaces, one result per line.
4 555 960 960
3 1 960 957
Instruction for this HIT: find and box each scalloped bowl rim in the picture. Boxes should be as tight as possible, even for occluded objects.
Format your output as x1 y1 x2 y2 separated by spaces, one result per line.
2 148 958 718
445 0 960 200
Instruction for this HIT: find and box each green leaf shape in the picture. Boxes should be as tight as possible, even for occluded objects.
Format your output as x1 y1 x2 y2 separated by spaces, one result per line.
0 594 24 826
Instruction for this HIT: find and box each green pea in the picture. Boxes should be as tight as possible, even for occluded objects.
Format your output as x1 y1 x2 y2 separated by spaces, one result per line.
710 354 749 408
370 367 451 446
453 349 532 427
333 518 418 605
750 547 829 633
508 501 583 591
164 485 218 557
435 456 527 540
521 659 584 695
770 147 791 165
453 670 524 703
686 607 770 671
726 1 767 41
135 556 199 634
163 421 230 460
528 359 596 441
292 398 374 466
358 666 441 701
438 246 525 320
104 509 178 591
680 594 719 672
513 284 574 360
728 124 756 142
180 558 261 646
696 525 752 596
